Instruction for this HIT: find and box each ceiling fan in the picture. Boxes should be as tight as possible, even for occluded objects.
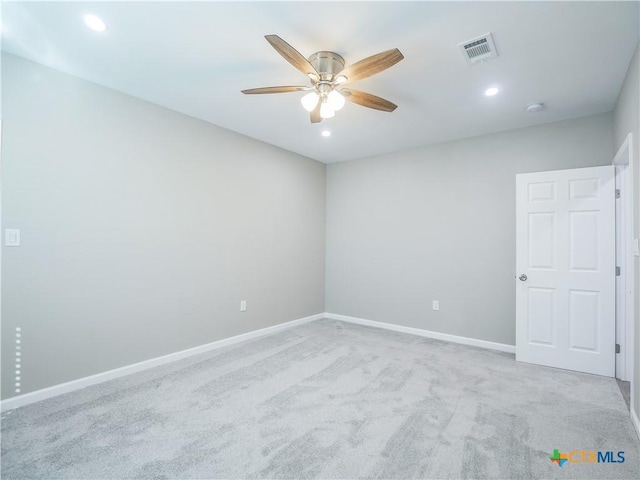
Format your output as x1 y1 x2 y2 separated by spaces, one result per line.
242 35 404 123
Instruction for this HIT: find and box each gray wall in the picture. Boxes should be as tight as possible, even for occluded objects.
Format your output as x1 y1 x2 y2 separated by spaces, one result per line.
613 42 640 420
1 54 326 399
0 49 630 405
326 113 614 346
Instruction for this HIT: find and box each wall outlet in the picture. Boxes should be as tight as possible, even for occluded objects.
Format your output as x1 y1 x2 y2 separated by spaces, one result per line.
432 300 440 311
240 300 247 312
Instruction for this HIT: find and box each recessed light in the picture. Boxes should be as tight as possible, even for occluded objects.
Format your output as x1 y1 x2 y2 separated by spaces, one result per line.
484 87 499 96
84 14 107 32
321 130 331 137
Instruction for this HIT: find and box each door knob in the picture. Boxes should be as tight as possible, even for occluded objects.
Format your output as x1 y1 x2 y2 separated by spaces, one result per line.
519 274 528 281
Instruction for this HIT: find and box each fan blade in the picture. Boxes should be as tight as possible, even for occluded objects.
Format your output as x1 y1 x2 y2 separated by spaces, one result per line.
341 88 398 112
265 35 319 80
242 86 309 94
340 49 404 83
310 102 322 123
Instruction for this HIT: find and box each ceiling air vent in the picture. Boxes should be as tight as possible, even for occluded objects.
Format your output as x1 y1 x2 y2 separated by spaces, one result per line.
459 33 498 64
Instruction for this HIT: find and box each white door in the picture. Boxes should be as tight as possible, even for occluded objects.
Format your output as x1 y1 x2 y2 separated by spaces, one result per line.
516 166 615 377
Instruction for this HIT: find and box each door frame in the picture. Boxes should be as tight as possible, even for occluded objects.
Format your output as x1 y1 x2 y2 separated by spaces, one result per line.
612 133 635 389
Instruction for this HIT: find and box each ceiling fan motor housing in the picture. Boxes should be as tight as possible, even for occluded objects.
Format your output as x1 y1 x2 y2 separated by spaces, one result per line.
308 51 345 81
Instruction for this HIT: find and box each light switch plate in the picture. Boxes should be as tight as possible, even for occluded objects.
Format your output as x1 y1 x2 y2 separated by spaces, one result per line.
5 229 20 247
635 238 640 257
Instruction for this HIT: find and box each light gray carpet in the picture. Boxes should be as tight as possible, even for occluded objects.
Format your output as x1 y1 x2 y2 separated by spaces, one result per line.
1 319 639 479
617 379 631 411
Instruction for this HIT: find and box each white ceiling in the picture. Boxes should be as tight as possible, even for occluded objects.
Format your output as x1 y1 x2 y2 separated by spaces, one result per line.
2 1 639 163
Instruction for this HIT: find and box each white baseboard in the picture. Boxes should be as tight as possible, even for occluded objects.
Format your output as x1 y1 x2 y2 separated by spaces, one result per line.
325 312 516 354
632 407 640 440
0 313 324 412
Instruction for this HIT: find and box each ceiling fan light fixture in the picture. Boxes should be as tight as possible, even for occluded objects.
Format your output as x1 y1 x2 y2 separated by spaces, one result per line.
320 101 335 119
327 90 346 111
243 35 404 123
301 91 320 112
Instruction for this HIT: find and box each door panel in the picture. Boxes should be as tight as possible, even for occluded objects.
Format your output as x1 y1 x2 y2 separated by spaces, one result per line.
516 166 615 377
528 288 555 345
529 213 556 269
569 211 599 271
568 290 598 351
529 182 556 202
569 178 600 199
